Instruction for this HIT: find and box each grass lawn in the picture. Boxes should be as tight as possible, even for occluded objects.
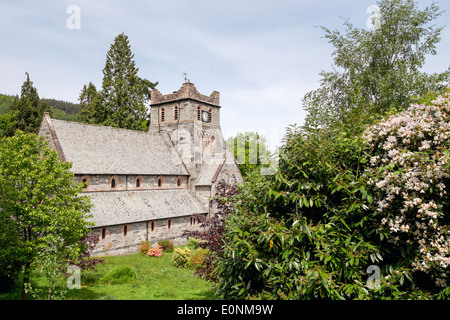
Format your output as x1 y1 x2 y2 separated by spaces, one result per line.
0 246 216 300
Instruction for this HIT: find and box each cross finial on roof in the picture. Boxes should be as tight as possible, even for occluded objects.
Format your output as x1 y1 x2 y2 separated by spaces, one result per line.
183 72 189 83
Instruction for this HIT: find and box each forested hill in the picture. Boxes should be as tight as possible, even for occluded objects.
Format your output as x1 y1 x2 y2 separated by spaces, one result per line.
0 93 80 121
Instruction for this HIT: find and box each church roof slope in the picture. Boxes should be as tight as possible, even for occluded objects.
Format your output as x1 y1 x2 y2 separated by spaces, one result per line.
86 189 207 227
42 116 188 175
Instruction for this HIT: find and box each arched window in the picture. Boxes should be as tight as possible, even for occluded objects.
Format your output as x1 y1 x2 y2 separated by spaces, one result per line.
149 221 156 233
190 216 196 226
176 176 183 187
110 175 119 189
135 176 143 189
160 107 165 122
100 227 108 240
174 105 179 121
157 176 164 188
167 218 172 230
197 106 201 120
123 225 128 237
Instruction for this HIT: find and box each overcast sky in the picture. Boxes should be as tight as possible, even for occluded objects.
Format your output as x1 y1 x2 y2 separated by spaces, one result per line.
1 0 449 150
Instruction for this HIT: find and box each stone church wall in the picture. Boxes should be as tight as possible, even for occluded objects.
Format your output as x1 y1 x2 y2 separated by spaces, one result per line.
92 215 204 256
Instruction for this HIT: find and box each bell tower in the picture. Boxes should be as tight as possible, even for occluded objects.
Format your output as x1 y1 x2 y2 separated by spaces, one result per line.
149 81 229 198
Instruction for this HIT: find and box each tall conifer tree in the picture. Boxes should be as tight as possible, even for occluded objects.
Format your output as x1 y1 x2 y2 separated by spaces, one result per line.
99 33 157 130
8 73 50 134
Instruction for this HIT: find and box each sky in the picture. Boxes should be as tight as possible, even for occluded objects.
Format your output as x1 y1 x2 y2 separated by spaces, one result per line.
1 0 450 151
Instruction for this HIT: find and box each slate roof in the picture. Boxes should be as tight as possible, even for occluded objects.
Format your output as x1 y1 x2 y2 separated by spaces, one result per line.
86 189 207 227
45 117 189 175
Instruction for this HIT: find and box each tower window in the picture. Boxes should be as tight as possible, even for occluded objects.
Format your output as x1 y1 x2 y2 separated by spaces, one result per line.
208 108 212 122
197 106 201 120
160 108 165 122
174 105 179 120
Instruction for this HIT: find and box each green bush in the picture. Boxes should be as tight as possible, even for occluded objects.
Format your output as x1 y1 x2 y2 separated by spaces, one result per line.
158 240 174 252
172 247 192 268
100 266 136 285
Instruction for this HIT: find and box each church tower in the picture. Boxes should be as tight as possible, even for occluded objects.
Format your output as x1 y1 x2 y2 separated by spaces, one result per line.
149 81 241 209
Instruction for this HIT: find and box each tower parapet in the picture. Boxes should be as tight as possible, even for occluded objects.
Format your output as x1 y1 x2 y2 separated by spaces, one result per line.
151 81 220 107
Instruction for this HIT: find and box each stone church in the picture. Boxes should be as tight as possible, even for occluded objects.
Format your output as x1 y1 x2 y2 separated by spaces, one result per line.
38 82 242 255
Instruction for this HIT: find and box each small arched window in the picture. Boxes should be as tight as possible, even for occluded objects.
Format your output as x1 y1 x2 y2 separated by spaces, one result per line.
160 108 165 122
157 176 164 188
149 221 156 233
135 176 143 189
176 176 183 187
174 105 179 121
101 227 107 240
110 175 119 189
167 218 172 230
123 225 128 237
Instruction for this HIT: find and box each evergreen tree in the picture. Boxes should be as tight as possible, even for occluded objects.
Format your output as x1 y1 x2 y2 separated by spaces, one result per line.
8 73 50 134
99 33 157 130
77 82 105 124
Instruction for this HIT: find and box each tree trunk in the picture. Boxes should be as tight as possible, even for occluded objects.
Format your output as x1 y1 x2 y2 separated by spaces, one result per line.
21 263 31 300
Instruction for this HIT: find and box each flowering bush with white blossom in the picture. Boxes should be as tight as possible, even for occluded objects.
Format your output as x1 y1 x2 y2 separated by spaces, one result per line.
363 87 450 289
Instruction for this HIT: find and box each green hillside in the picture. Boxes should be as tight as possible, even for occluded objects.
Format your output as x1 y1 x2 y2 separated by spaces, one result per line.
0 93 80 122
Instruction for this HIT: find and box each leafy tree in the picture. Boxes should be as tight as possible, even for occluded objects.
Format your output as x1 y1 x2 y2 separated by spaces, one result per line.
8 73 50 133
0 111 18 138
0 132 93 299
79 33 157 130
226 131 274 178
303 0 450 130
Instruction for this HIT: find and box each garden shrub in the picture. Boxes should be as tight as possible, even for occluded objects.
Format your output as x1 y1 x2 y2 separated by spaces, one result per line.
187 248 210 270
172 247 192 268
214 88 450 299
147 245 163 257
363 88 450 293
138 241 150 254
158 239 174 252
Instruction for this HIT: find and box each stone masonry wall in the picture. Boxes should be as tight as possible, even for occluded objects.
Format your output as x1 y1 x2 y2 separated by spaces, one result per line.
92 215 204 256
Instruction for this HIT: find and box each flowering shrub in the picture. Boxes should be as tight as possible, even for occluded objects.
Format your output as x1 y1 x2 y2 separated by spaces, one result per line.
186 248 210 270
172 247 192 268
363 87 450 289
147 245 163 257
138 241 151 255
